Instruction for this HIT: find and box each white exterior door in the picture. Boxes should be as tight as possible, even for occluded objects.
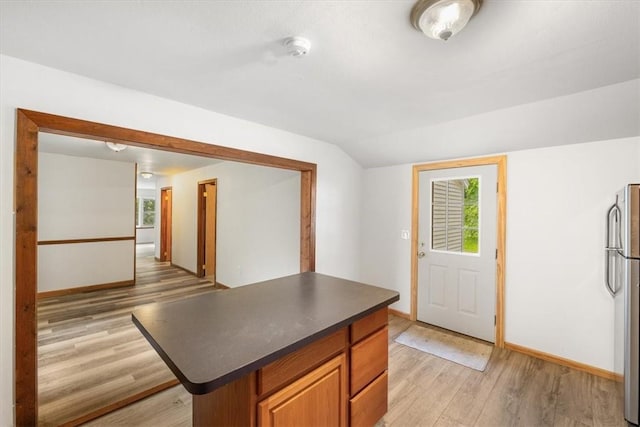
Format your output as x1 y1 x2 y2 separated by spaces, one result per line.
417 165 497 342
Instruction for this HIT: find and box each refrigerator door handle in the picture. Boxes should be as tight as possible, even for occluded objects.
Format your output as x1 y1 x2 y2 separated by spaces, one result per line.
606 202 621 296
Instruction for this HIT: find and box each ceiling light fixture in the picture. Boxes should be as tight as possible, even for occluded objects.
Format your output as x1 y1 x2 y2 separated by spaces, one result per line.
140 172 153 179
283 36 311 57
410 0 482 41
105 142 128 152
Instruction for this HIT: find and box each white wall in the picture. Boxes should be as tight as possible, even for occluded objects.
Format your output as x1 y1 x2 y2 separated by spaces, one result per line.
360 164 413 300
136 228 155 244
506 138 639 370
38 152 135 292
0 55 362 424
360 137 640 372
39 241 134 291
39 153 135 240
169 161 300 287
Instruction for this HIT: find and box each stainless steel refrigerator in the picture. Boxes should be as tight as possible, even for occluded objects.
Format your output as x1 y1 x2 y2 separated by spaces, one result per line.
606 184 639 425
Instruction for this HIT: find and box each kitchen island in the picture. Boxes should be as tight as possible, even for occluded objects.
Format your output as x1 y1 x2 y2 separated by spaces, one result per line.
132 272 399 427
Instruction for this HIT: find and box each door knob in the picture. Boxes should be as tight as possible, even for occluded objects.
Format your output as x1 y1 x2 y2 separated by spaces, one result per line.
417 251 426 259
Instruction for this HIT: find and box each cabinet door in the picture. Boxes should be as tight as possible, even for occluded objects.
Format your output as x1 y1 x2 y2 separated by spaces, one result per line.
258 354 347 427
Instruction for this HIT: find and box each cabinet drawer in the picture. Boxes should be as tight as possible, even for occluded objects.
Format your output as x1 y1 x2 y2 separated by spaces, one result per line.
350 370 388 427
350 326 388 396
258 328 347 396
351 307 387 344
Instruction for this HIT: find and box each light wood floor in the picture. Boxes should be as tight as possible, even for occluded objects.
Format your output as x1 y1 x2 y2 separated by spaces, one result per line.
83 315 626 427
38 254 221 426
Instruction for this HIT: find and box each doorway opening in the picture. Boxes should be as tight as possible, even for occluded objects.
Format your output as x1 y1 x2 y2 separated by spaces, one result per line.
14 109 317 425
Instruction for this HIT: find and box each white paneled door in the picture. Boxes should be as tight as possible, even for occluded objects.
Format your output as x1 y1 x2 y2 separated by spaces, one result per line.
417 165 497 342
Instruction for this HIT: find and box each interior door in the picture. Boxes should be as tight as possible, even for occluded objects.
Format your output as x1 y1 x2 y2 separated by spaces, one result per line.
198 179 218 278
204 182 217 278
417 165 497 342
160 187 172 262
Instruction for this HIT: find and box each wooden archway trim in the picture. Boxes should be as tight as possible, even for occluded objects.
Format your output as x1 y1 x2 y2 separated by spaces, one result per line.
410 155 507 347
14 108 317 425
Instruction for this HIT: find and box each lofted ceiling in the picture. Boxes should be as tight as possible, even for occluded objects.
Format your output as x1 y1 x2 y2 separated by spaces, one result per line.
1 1 639 167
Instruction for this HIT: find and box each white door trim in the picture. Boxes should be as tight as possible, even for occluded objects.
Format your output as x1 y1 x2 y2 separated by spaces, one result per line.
411 155 507 347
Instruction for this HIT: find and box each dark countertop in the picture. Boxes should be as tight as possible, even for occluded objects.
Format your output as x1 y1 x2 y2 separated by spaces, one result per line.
132 272 399 395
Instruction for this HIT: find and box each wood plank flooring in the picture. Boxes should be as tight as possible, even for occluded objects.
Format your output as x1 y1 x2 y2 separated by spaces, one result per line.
84 315 627 426
38 254 222 426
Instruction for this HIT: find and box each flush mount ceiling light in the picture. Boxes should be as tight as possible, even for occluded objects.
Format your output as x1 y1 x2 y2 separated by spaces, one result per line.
105 142 128 152
140 171 153 179
410 0 482 41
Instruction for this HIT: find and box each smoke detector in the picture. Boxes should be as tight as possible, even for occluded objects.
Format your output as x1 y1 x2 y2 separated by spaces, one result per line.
283 37 311 57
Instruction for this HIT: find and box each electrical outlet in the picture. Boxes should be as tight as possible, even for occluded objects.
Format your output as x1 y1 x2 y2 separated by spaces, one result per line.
400 230 410 240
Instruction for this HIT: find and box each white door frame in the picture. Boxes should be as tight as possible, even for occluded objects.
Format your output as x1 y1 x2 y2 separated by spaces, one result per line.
411 155 507 347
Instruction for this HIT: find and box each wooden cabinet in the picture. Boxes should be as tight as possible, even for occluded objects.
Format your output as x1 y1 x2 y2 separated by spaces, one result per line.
349 308 388 427
258 308 389 427
192 309 389 427
258 354 347 427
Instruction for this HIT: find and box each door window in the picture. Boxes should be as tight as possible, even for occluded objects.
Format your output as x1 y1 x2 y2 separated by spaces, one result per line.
431 177 479 254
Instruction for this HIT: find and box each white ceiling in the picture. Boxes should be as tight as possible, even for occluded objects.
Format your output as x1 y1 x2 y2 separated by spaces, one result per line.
38 132 218 178
1 1 639 167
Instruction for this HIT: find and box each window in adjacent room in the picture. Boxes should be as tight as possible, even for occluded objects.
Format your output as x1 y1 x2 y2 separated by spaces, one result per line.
136 197 156 227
